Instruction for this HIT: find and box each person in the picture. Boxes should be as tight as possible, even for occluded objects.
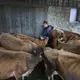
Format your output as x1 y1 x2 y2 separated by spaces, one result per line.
40 21 54 40
40 21 54 47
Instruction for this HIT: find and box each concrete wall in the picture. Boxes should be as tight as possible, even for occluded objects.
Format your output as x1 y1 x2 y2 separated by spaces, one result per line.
47 6 80 34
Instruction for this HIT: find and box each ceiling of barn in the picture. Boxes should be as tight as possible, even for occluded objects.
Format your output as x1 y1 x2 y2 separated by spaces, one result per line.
0 0 80 7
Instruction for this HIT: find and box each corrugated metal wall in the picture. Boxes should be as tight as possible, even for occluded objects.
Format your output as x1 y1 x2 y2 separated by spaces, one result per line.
0 0 79 7
0 5 48 37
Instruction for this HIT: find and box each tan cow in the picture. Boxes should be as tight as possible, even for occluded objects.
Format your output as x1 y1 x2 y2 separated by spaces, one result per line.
48 29 80 48
0 47 41 80
12 33 48 48
44 48 80 80
57 40 80 54
0 48 28 79
47 30 80 54
0 33 37 52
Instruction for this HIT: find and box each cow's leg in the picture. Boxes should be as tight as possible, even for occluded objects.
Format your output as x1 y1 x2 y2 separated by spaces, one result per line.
49 71 58 80
22 69 34 80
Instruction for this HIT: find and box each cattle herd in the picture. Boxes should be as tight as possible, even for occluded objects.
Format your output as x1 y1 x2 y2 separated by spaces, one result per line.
0 30 80 80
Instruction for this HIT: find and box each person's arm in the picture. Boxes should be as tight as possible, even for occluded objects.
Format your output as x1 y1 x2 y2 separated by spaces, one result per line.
40 36 45 40
46 25 54 36
50 25 54 29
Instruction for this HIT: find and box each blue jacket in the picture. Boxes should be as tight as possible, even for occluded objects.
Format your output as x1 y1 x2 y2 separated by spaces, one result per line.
41 25 54 37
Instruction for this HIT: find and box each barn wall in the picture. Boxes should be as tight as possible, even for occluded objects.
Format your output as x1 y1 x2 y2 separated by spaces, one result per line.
0 5 48 37
48 6 70 30
47 6 80 34
0 5 80 38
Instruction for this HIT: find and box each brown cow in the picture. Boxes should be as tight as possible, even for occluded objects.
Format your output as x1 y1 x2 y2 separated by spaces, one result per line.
0 33 38 52
12 33 48 48
47 29 65 48
0 47 41 80
47 29 80 49
44 48 80 80
0 48 28 80
63 30 80 42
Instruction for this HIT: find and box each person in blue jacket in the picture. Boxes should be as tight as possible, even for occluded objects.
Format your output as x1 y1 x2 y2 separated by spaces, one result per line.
40 21 54 39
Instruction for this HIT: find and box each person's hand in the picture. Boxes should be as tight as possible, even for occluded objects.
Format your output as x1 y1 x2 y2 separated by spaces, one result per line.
40 36 45 40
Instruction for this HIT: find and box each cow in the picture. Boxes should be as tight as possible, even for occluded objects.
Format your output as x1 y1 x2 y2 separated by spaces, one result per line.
28 47 63 80
0 47 63 80
0 47 42 80
11 33 48 48
44 48 80 80
0 33 38 52
46 30 80 54
30 47 80 80
63 30 80 42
